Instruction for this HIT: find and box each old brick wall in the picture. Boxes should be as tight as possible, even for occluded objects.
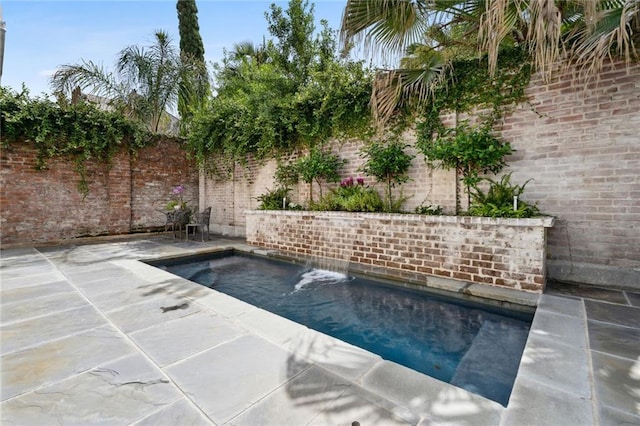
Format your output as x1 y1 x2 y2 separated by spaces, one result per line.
246 211 554 293
131 138 198 231
0 138 198 246
502 62 640 286
205 61 639 287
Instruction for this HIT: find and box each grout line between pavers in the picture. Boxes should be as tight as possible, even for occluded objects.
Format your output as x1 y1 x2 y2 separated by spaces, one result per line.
581 296 600 426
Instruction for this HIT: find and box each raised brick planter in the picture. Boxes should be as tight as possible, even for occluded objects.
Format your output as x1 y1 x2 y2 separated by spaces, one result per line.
246 210 554 294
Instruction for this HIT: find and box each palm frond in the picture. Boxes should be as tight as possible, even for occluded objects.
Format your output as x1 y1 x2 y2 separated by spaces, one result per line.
479 0 527 76
341 0 432 61
372 49 447 126
564 0 639 80
49 60 124 100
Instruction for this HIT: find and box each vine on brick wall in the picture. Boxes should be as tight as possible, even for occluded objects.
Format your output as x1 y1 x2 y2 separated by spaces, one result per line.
416 47 532 141
1 87 150 196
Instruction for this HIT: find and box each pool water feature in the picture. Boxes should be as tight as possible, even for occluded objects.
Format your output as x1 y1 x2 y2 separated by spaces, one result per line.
153 252 532 406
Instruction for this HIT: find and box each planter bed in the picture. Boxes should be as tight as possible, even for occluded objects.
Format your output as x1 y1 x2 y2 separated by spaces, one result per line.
246 210 554 299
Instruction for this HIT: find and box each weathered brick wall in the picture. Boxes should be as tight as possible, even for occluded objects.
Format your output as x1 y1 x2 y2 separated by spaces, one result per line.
131 138 198 231
0 138 198 245
502 62 640 286
246 211 554 293
205 61 639 288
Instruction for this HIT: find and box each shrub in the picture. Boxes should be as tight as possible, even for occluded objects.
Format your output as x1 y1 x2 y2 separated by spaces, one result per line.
361 139 414 211
257 187 292 210
468 173 539 218
315 177 384 212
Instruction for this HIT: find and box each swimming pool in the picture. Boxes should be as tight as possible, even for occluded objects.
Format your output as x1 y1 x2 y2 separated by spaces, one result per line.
152 251 532 406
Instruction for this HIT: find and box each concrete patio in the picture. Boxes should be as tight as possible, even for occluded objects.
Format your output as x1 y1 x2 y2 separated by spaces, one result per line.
1 235 638 425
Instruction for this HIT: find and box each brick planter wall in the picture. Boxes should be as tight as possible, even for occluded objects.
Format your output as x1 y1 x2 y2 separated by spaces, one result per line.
246 210 554 294
0 138 198 246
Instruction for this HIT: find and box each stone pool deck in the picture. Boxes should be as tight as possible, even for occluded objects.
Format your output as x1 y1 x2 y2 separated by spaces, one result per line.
1 235 638 425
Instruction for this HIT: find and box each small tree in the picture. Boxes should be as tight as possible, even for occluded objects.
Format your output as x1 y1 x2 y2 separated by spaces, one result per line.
361 138 414 211
296 148 345 204
418 122 512 213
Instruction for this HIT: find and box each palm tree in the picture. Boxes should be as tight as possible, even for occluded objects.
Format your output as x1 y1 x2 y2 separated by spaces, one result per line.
341 0 639 125
51 30 190 133
229 40 270 66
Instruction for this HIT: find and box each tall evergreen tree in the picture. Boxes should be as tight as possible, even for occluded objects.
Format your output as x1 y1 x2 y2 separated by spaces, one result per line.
176 0 208 132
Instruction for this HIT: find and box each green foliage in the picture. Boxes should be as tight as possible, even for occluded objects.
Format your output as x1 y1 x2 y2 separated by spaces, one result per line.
176 0 209 133
177 0 205 60
418 121 512 213
274 161 300 188
1 87 149 195
186 0 373 167
468 173 540 218
296 148 345 203
414 203 443 215
420 122 512 187
360 138 414 211
316 180 384 212
256 187 292 210
417 47 532 137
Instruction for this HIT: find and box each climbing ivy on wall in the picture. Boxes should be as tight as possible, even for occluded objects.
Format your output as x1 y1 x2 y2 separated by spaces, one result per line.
416 47 532 141
1 87 150 195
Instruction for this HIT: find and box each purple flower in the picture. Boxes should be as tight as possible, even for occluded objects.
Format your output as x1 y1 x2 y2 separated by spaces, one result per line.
356 177 365 185
172 184 185 195
341 177 359 187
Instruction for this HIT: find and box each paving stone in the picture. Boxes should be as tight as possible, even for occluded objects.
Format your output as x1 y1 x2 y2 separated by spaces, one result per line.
591 351 640 416
0 262 61 280
165 334 311 424
501 376 593 426
129 312 246 367
0 353 181 425
72 274 152 298
0 253 47 271
133 398 213 426
285 328 382 381
598 403 640 426
0 247 40 261
0 280 75 305
529 310 587 349
111 258 183 282
361 361 503 425
195 290 257 318
61 263 135 282
234 307 309 344
88 277 206 311
40 246 103 264
0 271 68 290
536 294 584 318
516 331 590 398
625 291 640 307
0 325 135 400
546 281 629 304
229 365 354 425
588 320 640 360
585 300 640 328
1 305 105 355
104 296 202 333
0 291 88 325
307 387 417 426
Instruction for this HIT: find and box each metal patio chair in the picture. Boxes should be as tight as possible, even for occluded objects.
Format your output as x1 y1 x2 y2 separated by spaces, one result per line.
185 207 211 242
162 209 190 238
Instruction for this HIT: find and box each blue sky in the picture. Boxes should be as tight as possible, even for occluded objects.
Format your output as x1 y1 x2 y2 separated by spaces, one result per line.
1 0 351 97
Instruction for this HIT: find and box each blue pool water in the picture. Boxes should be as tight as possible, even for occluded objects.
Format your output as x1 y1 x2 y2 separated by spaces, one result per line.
154 252 532 406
